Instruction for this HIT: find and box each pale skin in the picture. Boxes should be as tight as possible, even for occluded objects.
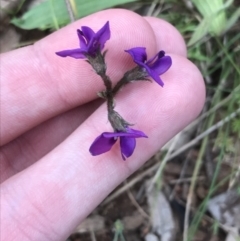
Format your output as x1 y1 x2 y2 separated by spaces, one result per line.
0 9 205 241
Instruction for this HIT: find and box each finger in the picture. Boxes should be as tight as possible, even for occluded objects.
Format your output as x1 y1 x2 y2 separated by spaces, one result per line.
1 54 205 241
1 16 187 181
0 99 101 183
1 9 155 146
144 17 187 57
1 9 186 146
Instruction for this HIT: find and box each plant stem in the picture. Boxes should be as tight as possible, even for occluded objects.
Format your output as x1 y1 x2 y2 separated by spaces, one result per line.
112 66 147 96
64 0 75 23
99 72 114 113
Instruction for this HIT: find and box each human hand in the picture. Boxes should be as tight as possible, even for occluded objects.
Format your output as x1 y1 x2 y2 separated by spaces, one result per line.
0 9 205 241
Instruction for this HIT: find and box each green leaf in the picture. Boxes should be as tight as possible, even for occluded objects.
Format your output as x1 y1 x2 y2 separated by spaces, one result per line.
188 0 234 46
11 0 138 30
187 16 211 46
191 0 233 35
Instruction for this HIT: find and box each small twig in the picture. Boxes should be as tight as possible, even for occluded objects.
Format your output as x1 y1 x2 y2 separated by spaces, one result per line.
90 228 96 241
186 84 240 133
126 182 150 220
169 176 205 185
169 108 240 161
148 133 180 191
64 0 75 23
102 164 157 205
146 0 159 16
169 156 191 201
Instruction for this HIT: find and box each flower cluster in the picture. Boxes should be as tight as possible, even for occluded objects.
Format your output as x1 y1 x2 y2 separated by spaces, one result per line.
89 128 147 160
56 21 110 59
56 21 172 160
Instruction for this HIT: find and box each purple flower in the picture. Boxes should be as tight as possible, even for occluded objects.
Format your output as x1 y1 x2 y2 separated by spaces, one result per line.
125 47 172 87
89 128 147 160
56 21 110 59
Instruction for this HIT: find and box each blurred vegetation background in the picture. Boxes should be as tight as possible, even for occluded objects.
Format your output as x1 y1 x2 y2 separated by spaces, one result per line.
1 0 240 240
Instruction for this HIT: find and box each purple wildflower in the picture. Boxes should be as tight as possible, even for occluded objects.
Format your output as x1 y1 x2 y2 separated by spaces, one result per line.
125 47 172 87
56 21 110 59
89 128 147 160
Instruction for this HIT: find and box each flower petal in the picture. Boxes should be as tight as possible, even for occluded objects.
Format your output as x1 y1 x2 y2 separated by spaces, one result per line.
55 49 86 59
145 66 164 86
95 21 111 50
103 128 148 138
146 52 159 66
125 47 147 64
80 26 95 42
57 22 111 60
77 29 87 49
89 133 117 156
120 136 136 160
151 56 172 76
125 128 148 138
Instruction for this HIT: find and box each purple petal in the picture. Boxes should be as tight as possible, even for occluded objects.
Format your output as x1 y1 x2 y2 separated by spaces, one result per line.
120 136 136 160
80 26 95 42
95 21 111 50
150 56 172 76
77 29 87 48
158 50 165 58
145 66 164 86
89 133 117 156
125 128 148 138
55 48 86 59
103 128 148 138
146 51 165 66
125 47 147 64
146 52 159 65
